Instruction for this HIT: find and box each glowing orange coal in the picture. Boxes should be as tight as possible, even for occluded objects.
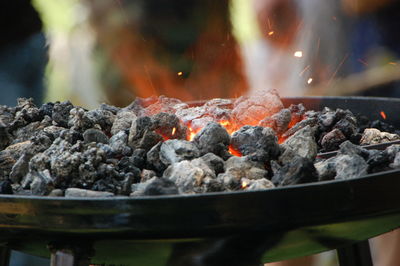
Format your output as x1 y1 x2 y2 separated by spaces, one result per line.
380 111 387 120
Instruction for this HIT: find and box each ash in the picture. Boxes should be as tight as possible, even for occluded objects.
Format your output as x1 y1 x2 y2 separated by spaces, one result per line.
0 91 399 197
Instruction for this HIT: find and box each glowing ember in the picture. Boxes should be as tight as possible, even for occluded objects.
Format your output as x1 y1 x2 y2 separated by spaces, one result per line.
172 127 176 135
294 51 303 58
380 111 387 120
307 78 313 84
268 31 274 36
187 127 197 141
177 71 183 76
241 180 248 189
228 145 242 157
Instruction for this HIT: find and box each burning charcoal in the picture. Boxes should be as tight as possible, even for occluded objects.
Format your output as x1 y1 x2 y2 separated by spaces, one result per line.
163 159 216 193
160 139 200 165
204 98 233 109
193 122 230 158
143 178 179 196
48 189 63 197
52 101 74 128
111 110 136 135
231 89 284 127
9 152 32 183
288 103 306 126
271 156 318 186
241 177 274 191
314 157 337 181
65 188 114 197
83 128 109 144
258 108 291 134
143 95 185 116
30 170 54 196
201 153 225 175
320 129 347 152
0 180 13 194
282 125 317 160
152 112 187 139
146 142 167 174
128 117 162 151
360 128 400 145
278 146 298 165
335 154 368 179
109 131 131 156
282 117 318 139
131 149 146 169
175 106 206 126
141 169 157 182
338 140 370 159
231 126 280 162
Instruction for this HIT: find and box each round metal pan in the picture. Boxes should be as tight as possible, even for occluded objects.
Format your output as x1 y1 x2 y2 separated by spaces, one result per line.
1 96 400 264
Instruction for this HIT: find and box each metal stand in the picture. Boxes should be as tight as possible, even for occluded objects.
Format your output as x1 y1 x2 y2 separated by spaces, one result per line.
48 243 94 266
0 246 10 266
337 240 373 266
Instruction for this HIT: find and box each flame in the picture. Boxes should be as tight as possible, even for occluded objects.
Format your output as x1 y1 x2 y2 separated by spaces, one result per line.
172 127 176 135
187 127 198 141
380 111 387 120
228 145 242 157
294 51 303 58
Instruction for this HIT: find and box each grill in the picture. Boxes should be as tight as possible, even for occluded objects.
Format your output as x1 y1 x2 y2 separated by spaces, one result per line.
1 96 400 266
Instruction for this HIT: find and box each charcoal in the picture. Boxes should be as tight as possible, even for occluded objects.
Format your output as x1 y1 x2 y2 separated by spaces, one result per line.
271 156 318 186
68 107 94 132
0 180 13 194
143 178 179 196
152 112 187 140
12 122 42 144
85 108 115 133
48 189 63 197
0 141 32 179
146 142 167 174
52 101 74 128
241 177 274 191
204 98 233 109
9 152 32 183
385 144 400 158
360 128 400 145
334 117 357 139
320 129 347 152
117 158 141 181
141 169 157 182
163 158 216 193
143 95 185 116
282 117 318 139
278 146 298 165
0 122 11 149
370 120 398 134
258 108 291 134
65 188 114 197
99 103 120 115
160 139 200 165
130 176 157 196
131 149 146 169
193 122 230 158
111 110 136 135
201 153 225 175
338 140 370 159
109 131 131 156
318 108 336 129
43 125 64 140
231 126 280 162
282 125 317 160
59 129 83 144
175 106 206 126
288 103 306 126
367 150 392 173
314 157 336 181
120 173 134 195
128 117 163 150
83 128 109 144
390 152 400 169
39 102 54 118
0 105 16 127
14 98 43 124
335 154 368 179
30 170 54 196
231 89 284 127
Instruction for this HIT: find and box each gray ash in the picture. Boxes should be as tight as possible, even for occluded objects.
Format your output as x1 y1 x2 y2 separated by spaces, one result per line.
1 92 400 197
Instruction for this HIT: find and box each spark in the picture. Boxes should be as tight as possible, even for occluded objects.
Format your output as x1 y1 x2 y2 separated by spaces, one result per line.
241 180 248 189
268 31 274 36
299 65 310 77
172 127 176 135
358 58 368 67
329 53 349 83
307 78 313 84
389 62 397 66
177 72 183 76
294 51 303 58
380 111 387 120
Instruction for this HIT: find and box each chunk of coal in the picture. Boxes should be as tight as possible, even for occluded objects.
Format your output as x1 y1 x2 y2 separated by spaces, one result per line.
232 89 284 127
258 108 291 134
143 178 179 196
128 116 163 151
241 177 274 191
288 103 306 126
160 139 200 165
52 101 74 128
83 129 109 144
0 179 13 194
282 125 317 160
360 128 400 145
335 154 368 179
152 112 187 140
163 159 216 193
111 110 137 135
30 170 54 196
109 131 131 156
367 150 392 173
320 128 347 152
0 122 11 150
193 122 230 158
85 108 115 133
0 141 31 179
117 157 141 182
9 152 32 183
314 157 336 181
271 156 318 186
334 117 358 139
231 126 280 162
338 140 370 159
143 95 185 116
68 107 94 132
131 149 146 169
282 117 318 139
390 152 400 169
201 153 225 175
65 188 114 197
48 189 63 197
141 169 157 182
146 142 167 174
59 129 83 144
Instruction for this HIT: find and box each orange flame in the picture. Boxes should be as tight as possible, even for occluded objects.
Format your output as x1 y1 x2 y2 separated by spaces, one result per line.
380 111 387 120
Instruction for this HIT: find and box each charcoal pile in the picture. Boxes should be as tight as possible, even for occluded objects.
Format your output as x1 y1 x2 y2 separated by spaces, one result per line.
0 91 399 197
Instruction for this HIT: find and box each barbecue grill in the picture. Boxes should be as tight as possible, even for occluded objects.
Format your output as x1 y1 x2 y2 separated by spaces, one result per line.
1 96 400 266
